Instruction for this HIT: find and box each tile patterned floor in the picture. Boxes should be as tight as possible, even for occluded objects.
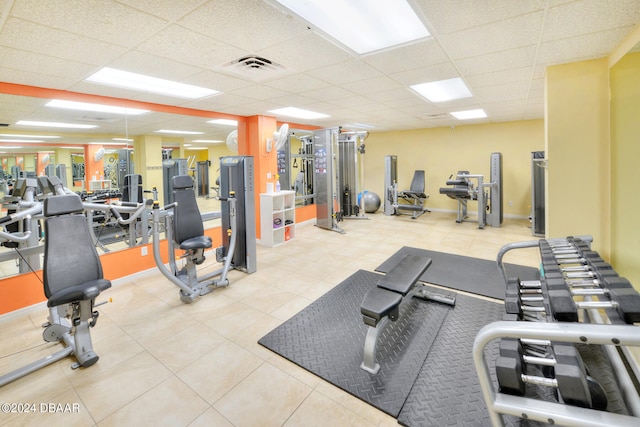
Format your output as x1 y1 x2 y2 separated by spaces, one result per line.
0 210 543 426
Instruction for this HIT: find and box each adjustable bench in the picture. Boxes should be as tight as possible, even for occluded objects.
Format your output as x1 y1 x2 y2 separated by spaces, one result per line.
360 254 456 374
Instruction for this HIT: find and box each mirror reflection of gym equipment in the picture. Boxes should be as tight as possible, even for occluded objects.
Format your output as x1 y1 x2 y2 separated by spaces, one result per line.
313 127 369 234
383 155 430 220
438 152 503 229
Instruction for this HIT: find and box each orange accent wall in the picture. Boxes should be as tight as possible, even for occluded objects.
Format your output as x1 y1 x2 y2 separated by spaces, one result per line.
295 205 316 223
0 227 222 315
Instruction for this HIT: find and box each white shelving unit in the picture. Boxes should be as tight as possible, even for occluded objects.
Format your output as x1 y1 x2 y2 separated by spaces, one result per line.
259 190 295 247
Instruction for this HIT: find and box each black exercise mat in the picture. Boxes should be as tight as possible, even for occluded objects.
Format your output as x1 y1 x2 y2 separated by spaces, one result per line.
376 246 539 300
398 292 504 426
258 269 454 417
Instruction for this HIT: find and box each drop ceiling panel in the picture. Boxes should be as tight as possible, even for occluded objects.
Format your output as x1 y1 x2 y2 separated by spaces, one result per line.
416 0 545 35
341 75 403 95
178 0 309 52
0 18 127 66
543 0 640 42
437 12 543 60
0 46 95 81
301 86 359 103
474 81 530 103
389 62 460 86
456 45 536 76
0 67 78 90
306 60 382 85
107 51 204 81
227 84 290 102
136 25 246 69
537 27 633 65
10 0 169 48
361 39 450 74
263 73 332 94
115 0 208 22
465 67 533 88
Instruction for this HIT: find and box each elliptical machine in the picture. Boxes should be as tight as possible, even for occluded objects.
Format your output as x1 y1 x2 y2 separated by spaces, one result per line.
151 156 256 303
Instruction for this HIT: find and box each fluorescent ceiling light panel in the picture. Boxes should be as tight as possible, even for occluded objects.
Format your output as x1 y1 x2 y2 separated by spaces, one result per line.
450 109 487 120
0 133 60 139
268 107 329 120
411 78 473 103
112 138 134 142
185 147 208 150
89 142 127 145
16 120 97 129
207 119 238 126
275 0 429 54
46 99 149 115
154 129 204 135
193 139 223 143
343 122 375 129
85 68 219 99
0 139 44 143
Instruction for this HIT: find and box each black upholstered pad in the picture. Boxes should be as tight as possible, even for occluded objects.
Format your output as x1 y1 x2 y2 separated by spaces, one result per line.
360 287 402 325
47 279 111 307
44 193 84 216
376 254 431 296
439 187 471 198
179 235 212 250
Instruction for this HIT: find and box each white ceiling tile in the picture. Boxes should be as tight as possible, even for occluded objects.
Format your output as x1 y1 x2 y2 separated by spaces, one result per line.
186 70 255 93
389 62 460 86
306 59 382 85
362 39 449 74
537 26 633 65
136 24 246 69
0 67 76 90
0 18 127 65
0 46 95 81
438 12 543 60
115 0 208 21
341 76 402 95
227 85 289 102
178 0 308 52
267 93 319 107
256 31 353 73
416 0 545 35
11 0 168 47
264 73 331 93
543 0 640 42
456 45 537 75
302 86 358 102
474 81 530 103
465 67 533 88
106 51 203 81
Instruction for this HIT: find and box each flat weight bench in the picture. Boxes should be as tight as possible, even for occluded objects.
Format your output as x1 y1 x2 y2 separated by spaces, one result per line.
360 254 456 374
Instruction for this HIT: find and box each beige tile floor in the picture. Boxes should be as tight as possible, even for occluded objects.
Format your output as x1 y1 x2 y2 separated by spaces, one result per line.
0 210 543 426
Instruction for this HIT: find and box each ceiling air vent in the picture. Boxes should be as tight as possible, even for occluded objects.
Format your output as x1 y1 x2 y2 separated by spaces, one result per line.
219 55 288 82
77 115 119 123
423 113 450 120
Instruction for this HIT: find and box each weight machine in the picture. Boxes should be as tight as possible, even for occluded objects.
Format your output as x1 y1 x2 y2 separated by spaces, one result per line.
439 152 503 229
313 127 368 233
152 156 256 303
383 155 430 219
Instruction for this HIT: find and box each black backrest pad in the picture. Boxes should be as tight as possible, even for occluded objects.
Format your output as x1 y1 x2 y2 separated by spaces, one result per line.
43 194 103 298
172 175 204 244
410 170 426 194
377 254 432 296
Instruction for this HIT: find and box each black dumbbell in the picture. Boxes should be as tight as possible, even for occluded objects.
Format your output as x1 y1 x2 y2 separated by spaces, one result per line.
495 339 607 410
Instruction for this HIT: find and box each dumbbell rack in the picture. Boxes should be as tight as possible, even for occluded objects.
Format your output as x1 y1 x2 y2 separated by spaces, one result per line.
473 236 640 426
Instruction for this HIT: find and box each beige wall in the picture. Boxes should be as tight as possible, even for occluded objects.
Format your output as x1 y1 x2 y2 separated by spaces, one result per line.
364 120 544 217
610 51 640 286
545 58 611 257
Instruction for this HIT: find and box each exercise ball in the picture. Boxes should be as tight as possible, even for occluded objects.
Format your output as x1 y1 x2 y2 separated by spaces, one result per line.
363 191 381 213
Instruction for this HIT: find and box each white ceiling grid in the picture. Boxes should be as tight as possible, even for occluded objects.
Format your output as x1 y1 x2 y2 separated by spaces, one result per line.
0 0 637 144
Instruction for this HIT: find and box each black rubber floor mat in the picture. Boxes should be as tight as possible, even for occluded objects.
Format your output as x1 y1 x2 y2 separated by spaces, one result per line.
258 269 454 417
398 293 504 426
376 246 539 300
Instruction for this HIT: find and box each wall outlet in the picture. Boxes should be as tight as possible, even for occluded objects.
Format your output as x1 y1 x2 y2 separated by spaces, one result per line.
141 246 148 256
508 200 513 207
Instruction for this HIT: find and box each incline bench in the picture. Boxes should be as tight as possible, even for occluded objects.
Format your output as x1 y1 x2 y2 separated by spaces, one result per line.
360 254 456 374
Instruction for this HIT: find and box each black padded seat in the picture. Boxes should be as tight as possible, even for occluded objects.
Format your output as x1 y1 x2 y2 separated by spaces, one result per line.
361 287 402 327
43 193 112 308
439 170 472 199
172 175 212 250
377 255 432 296
402 170 428 199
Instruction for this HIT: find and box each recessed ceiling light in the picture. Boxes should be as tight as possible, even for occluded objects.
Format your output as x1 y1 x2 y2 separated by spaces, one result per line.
154 129 204 135
16 120 97 129
207 119 238 126
112 138 134 142
274 0 430 54
0 139 45 143
343 122 375 129
268 107 329 120
46 99 149 115
85 67 220 99
0 133 60 139
410 78 473 103
184 147 208 150
89 142 127 145
450 109 487 120
193 139 223 143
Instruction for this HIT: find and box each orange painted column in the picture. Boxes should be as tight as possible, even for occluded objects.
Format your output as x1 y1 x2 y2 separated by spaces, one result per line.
238 115 277 239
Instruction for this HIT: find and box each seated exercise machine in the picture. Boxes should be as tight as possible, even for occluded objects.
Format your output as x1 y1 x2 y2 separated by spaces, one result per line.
439 152 502 229
152 156 256 303
474 235 640 426
383 155 430 219
0 193 111 387
359 254 455 374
